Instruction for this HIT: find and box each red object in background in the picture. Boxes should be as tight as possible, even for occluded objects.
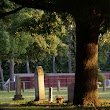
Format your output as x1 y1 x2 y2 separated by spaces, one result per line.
15 72 110 89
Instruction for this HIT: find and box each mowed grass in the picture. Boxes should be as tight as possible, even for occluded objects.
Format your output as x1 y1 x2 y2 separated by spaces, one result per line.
98 87 110 100
0 88 68 104
1 87 110 102
0 87 110 109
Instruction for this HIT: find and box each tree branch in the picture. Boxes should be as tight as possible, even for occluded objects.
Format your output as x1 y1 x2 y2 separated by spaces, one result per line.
9 0 69 13
0 6 24 18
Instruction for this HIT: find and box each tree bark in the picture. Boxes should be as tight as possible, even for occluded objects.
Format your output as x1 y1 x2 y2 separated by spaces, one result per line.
0 64 5 90
0 6 24 18
73 22 100 106
26 59 30 73
52 55 56 73
68 47 72 73
9 57 15 90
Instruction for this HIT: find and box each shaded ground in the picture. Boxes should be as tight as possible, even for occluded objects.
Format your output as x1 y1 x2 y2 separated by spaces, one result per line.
1 104 110 110
1 100 110 110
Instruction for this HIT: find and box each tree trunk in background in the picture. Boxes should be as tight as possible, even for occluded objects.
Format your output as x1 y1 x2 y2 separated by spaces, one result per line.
52 55 56 73
9 57 15 90
26 59 30 73
68 33 73 73
0 64 5 90
73 22 100 106
68 48 72 73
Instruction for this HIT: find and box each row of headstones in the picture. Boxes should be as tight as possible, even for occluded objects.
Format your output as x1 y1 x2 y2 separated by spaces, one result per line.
13 66 45 101
13 66 74 102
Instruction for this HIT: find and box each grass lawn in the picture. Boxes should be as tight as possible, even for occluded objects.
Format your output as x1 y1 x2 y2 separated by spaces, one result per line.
0 87 110 109
0 88 67 103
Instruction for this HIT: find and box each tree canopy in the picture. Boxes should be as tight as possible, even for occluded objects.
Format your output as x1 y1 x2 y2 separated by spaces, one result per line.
0 1 75 73
8 0 110 31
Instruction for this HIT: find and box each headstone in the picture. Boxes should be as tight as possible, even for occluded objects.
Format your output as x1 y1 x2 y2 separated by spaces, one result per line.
57 80 60 91
49 87 53 102
68 82 74 103
13 75 24 100
106 79 110 86
34 66 45 101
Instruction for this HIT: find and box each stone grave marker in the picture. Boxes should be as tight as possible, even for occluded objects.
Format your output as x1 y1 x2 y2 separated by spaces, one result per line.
68 82 74 103
13 75 24 100
34 66 45 101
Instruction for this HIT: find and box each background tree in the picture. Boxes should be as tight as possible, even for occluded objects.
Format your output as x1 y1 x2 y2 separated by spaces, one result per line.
99 32 110 71
0 5 34 88
0 29 10 90
15 10 74 73
0 3 74 74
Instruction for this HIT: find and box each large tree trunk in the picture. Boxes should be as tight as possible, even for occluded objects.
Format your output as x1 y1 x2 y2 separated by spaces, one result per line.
73 22 100 106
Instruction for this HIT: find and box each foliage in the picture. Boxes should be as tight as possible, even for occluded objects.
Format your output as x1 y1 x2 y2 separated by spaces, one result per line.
0 1 77 75
98 31 110 71
0 30 10 55
0 0 109 74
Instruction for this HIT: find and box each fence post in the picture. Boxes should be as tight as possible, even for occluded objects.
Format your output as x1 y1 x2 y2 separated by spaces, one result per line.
57 80 60 91
7 82 10 92
49 87 53 102
22 82 25 92
0 83 1 90
48 78 50 88
66 77 68 87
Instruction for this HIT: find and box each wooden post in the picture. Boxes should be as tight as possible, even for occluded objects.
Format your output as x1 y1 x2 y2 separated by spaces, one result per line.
22 82 25 92
49 87 53 102
57 80 60 91
7 82 10 92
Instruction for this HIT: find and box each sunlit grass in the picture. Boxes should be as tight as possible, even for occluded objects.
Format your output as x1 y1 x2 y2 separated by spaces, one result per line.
98 87 110 100
0 88 67 105
0 87 110 109
1 87 110 102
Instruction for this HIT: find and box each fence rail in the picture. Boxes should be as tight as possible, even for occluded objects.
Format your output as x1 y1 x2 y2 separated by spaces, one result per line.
0 77 74 91
45 77 74 87
0 81 33 91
